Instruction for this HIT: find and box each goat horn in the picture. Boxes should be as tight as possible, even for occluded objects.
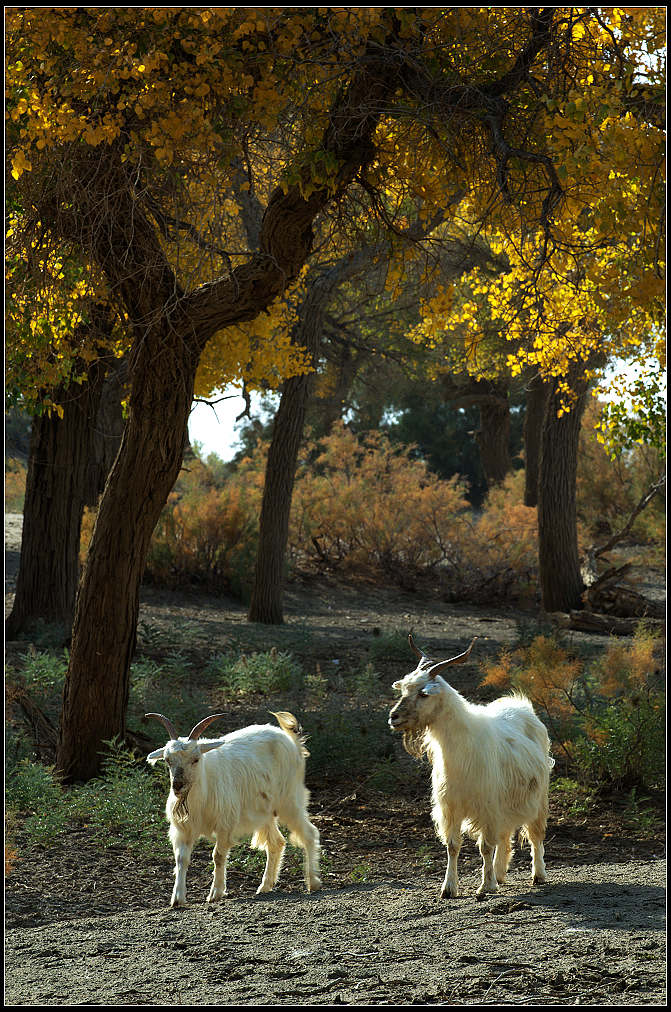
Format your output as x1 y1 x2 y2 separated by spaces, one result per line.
408 633 432 661
188 713 227 740
145 712 179 740
427 637 477 678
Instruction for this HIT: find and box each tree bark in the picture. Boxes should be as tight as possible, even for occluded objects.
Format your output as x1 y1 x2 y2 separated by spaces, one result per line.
56 325 197 781
475 396 512 487
537 366 589 612
522 371 550 507
247 366 316 624
84 356 127 508
6 357 109 641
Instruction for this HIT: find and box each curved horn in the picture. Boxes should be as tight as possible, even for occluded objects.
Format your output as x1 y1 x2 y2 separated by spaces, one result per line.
427 637 478 679
145 712 179 740
188 713 227 740
408 633 425 660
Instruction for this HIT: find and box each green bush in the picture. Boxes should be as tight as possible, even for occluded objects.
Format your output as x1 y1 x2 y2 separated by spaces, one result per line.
572 691 665 791
211 648 305 697
68 738 167 856
5 760 67 845
6 740 168 856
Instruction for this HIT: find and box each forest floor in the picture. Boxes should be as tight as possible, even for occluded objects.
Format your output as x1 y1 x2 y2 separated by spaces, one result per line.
4 513 667 1006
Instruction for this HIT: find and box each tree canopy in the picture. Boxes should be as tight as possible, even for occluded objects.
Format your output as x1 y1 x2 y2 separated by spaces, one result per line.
8 8 664 413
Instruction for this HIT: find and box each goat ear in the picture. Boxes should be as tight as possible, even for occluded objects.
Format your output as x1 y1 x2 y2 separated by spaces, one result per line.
146 747 165 765
420 681 443 696
198 739 226 754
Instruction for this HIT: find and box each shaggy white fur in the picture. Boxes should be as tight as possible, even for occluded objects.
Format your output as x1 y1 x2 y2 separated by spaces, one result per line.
389 637 553 899
147 711 321 907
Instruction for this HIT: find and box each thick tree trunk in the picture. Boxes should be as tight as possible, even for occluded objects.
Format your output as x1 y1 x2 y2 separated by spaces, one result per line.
56 331 196 782
537 367 589 612
6 361 108 641
522 372 549 507
247 244 388 624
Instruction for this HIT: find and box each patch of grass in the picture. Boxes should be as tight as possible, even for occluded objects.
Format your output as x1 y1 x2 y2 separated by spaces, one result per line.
68 738 167 856
305 664 329 701
368 628 413 662
307 705 394 778
621 788 664 834
348 861 373 884
550 777 596 817
6 739 168 858
350 661 381 697
5 759 68 846
209 648 305 698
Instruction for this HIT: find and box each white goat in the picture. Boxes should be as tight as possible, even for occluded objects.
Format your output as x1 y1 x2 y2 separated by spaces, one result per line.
145 710 321 907
388 635 553 899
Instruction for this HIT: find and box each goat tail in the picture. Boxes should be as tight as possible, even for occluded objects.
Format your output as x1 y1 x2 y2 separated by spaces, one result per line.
270 710 310 757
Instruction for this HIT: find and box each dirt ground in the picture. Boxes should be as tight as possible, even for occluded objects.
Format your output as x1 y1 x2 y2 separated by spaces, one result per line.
4 514 667 1006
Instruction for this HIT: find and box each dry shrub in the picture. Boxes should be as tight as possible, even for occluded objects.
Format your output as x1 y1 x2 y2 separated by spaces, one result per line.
289 422 471 582
454 471 538 602
145 451 265 599
138 426 540 603
577 398 665 554
480 625 665 791
4 458 27 512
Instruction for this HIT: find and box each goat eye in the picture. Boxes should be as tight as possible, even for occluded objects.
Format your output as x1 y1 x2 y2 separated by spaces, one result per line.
191 757 199 765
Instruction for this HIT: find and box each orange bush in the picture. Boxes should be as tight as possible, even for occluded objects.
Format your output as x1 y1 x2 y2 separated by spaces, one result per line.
145 451 265 597
577 398 665 552
289 423 471 580
457 471 538 601
479 625 665 788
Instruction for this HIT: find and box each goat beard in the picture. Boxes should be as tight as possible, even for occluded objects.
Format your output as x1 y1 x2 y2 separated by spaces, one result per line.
402 728 428 760
172 792 190 822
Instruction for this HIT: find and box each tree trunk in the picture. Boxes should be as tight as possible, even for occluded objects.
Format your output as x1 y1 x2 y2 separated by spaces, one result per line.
84 356 127 508
442 376 512 490
56 329 196 782
6 361 108 641
475 396 512 487
522 372 549 507
247 368 316 624
537 367 589 612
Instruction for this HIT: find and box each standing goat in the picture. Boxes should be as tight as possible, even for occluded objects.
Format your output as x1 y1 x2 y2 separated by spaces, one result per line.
388 635 553 899
145 711 321 907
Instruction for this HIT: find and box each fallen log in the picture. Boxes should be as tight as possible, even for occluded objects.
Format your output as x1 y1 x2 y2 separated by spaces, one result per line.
6 684 58 762
548 610 665 636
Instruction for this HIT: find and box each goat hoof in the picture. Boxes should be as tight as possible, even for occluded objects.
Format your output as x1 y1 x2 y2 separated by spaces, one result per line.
307 878 322 893
207 891 228 903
